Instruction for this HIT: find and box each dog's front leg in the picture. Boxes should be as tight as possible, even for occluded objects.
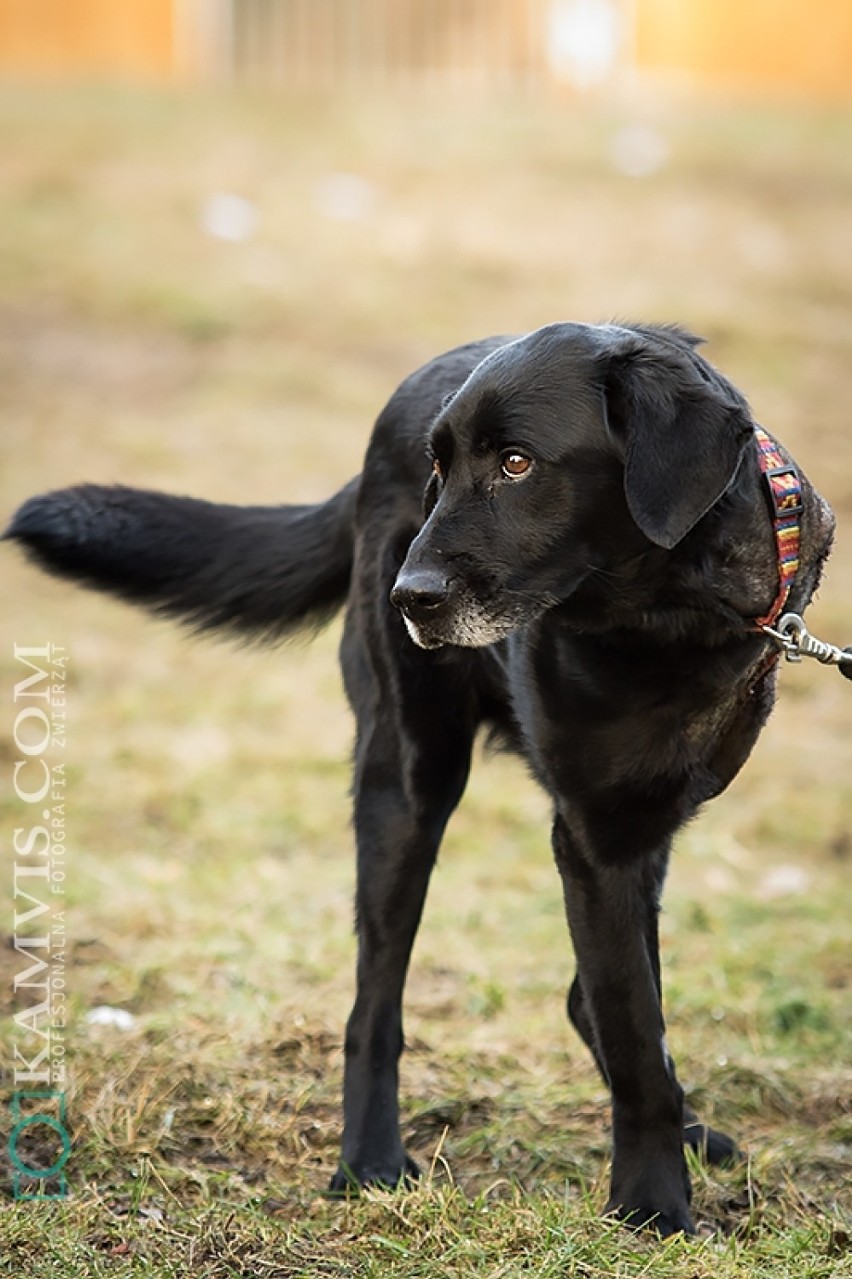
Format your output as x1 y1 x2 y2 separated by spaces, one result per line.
552 814 694 1236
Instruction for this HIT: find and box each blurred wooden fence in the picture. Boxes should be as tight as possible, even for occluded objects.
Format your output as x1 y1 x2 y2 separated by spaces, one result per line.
224 0 560 89
0 0 608 88
0 0 850 97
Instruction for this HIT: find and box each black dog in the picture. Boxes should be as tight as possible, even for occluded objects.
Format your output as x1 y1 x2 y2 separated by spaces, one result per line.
7 322 835 1235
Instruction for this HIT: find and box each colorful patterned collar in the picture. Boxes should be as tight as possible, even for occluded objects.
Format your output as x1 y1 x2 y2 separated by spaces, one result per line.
752 425 803 629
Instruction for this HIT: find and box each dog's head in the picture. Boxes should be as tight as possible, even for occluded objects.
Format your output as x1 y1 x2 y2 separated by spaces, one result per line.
390 323 754 650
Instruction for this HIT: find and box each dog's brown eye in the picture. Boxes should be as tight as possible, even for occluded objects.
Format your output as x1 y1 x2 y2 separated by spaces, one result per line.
501 452 532 480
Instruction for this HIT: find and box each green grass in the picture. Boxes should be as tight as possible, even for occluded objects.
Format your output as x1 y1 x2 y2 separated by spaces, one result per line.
1 84 851 1276
3 1184 849 1278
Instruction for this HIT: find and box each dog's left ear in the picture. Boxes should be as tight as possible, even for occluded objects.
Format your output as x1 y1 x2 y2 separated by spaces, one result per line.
599 333 753 549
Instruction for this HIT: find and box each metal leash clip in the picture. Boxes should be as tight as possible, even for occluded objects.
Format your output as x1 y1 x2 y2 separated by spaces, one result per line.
762 612 852 680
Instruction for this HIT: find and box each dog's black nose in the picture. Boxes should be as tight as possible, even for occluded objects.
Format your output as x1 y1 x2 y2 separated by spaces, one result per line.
390 567 451 619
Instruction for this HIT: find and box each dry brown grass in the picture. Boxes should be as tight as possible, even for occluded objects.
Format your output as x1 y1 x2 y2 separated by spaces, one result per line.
0 84 850 1275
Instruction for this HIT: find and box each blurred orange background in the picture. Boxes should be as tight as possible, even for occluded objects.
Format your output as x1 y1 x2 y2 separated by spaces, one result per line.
0 0 850 97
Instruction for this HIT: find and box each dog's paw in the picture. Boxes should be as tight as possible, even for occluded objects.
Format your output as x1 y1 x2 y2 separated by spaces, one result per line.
683 1120 741 1167
606 1153 695 1238
328 1154 421 1196
605 1197 696 1238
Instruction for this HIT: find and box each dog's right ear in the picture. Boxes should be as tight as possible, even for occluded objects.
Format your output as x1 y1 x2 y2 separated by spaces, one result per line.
598 331 753 549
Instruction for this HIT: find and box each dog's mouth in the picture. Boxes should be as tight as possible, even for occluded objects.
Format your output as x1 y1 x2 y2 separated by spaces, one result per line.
394 583 536 650
401 607 524 650
400 612 448 650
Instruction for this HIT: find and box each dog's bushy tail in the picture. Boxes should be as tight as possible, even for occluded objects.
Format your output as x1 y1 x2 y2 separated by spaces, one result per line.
5 479 359 641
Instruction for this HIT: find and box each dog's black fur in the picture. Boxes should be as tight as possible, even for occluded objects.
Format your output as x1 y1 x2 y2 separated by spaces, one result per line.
7 322 835 1235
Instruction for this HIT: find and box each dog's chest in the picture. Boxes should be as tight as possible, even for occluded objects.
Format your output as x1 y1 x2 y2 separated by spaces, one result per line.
507 631 745 803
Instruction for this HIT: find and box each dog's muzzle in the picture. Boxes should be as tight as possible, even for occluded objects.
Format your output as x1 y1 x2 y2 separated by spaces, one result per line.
391 564 530 650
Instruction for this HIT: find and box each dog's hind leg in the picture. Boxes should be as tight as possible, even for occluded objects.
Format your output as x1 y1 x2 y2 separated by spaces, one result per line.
568 977 738 1169
329 665 476 1193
